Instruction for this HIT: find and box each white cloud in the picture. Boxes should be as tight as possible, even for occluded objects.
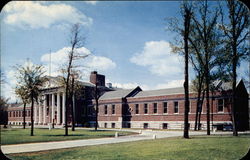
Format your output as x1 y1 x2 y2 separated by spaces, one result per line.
3 1 93 29
84 1 98 5
155 79 184 89
85 56 116 71
130 40 183 77
40 47 116 77
105 79 150 90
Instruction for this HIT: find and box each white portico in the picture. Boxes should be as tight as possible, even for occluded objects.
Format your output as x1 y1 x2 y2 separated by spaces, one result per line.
34 77 66 126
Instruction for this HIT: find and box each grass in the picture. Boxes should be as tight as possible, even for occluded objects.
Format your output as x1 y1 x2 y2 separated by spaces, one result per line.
7 134 250 160
0 128 135 145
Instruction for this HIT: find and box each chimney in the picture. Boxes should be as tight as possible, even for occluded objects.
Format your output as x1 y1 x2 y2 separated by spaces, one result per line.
90 71 105 86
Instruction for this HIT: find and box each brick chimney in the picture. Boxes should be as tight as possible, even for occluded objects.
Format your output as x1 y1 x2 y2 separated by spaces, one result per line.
90 71 105 86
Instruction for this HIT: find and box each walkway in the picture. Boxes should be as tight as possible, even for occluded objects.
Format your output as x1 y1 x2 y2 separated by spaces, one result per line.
1 129 235 154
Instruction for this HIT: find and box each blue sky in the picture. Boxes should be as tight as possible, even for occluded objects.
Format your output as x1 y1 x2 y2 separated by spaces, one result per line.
1 1 249 102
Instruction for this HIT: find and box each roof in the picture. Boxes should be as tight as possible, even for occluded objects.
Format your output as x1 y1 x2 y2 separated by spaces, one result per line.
99 87 141 100
133 87 186 98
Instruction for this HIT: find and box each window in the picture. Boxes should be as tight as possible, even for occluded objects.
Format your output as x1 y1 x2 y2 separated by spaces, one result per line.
163 102 168 113
163 123 168 129
104 105 108 114
112 105 115 114
174 101 179 113
153 103 157 113
135 104 139 114
217 99 224 112
144 103 148 114
28 111 31 117
143 123 149 129
13 111 15 117
127 123 131 128
104 123 107 128
112 123 115 128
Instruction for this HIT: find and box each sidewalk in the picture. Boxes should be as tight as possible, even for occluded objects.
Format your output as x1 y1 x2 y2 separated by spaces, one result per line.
1 130 237 154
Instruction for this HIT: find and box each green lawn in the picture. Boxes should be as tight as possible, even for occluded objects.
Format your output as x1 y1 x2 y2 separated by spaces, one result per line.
7 135 250 160
0 128 135 145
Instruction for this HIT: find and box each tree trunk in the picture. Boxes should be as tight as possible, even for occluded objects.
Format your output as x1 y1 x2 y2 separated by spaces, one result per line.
71 77 75 131
206 77 210 135
30 93 34 136
183 36 189 138
198 89 205 130
183 4 191 139
65 89 69 136
194 74 203 130
94 83 98 131
232 43 238 136
23 103 26 129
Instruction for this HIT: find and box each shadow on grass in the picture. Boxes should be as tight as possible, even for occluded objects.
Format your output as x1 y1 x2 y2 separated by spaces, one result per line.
43 134 86 137
88 130 108 132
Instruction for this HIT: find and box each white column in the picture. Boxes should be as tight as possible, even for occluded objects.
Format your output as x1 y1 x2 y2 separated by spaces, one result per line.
62 92 66 125
34 103 37 124
57 93 61 124
38 104 42 124
43 95 47 124
51 93 55 124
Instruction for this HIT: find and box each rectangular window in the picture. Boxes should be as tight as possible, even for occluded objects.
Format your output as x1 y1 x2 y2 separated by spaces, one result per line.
163 102 168 113
112 123 115 128
144 103 148 114
163 123 168 129
104 123 107 128
174 101 179 113
104 105 108 114
153 103 157 113
13 111 15 117
144 123 149 129
112 105 115 114
218 99 224 112
135 104 139 114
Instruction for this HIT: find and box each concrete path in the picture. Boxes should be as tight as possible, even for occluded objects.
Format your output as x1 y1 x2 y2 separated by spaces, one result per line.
1 129 237 154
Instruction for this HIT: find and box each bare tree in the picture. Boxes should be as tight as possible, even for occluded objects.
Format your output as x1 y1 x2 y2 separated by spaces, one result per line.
220 0 250 136
62 24 89 136
182 2 193 139
188 0 222 135
15 63 47 136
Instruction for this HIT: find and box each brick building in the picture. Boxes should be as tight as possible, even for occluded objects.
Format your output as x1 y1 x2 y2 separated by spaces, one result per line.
94 80 249 131
6 72 249 131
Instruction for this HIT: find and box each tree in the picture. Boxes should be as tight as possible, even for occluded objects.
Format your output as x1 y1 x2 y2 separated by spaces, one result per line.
0 97 8 128
188 0 222 135
0 71 8 128
182 2 193 139
62 23 89 136
15 62 47 136
15 86 30 129
219 0 249 136
166 2 193 138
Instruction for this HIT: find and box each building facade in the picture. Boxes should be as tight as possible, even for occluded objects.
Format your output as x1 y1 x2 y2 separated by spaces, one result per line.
94 80 249 131
6 72 249 131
